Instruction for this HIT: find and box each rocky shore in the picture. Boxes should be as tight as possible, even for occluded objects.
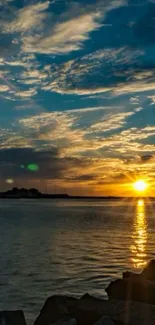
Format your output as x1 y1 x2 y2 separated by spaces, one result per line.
3 260 155 325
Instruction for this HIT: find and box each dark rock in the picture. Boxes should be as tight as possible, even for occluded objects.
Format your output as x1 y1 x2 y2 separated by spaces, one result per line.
79 294 104 310
122 271 141 281
80 294 90 300
123 260 155 282
65 297 78 310
0 311 26 325
106 278 155 304
34 294 102 325
93 316 115 325
112 321 130 325
93 316 130 325
34 295 69 325
141 259 155 281
69 306 102 325
52 319 77 325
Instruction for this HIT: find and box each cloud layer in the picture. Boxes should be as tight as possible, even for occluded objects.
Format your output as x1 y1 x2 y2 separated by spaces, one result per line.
0 0 155 194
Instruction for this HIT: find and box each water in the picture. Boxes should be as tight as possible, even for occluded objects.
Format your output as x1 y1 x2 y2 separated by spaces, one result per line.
0 198 155 323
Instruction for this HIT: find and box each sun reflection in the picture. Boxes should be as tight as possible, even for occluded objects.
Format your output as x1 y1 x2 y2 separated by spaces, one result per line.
130 199 148 269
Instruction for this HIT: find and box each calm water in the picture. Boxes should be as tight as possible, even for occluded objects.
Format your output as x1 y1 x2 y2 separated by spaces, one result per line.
0 199 155 323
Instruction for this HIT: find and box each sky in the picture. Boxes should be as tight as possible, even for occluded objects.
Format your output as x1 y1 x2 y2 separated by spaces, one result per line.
0 0 155 196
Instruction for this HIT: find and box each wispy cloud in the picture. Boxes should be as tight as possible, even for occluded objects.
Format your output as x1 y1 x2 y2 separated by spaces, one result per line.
3 1 50 33
22 12 102 54
0 85 10 92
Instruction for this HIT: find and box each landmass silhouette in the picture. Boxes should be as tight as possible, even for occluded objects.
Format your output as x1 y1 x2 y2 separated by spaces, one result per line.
0 187 151 199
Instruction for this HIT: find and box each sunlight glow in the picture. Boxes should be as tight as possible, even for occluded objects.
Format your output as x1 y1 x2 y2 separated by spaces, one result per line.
133 180 148 192
131 199 148 269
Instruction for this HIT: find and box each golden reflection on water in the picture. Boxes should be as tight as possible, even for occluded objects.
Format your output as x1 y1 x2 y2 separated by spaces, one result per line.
131 199 148 269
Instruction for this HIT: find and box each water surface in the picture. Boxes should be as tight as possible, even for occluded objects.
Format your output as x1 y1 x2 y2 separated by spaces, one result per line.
0 199 155 323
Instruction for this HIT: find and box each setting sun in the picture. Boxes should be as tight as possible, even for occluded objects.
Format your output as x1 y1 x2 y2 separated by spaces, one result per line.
133 180 148 192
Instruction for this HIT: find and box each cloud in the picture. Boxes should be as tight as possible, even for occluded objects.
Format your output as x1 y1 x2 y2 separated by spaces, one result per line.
22 12 102 54
88 112 134 133
41 47 155 97
3 1 50 33
141 154 153 162
17 109 146 159
0 85 10 92
12 88 37 98
21 70 48 79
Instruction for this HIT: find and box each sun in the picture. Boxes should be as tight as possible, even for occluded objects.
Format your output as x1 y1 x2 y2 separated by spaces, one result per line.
133 180 148 192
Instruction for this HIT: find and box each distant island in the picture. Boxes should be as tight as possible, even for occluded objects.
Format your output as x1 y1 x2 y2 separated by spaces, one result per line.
0 187 69 199
0 187 152 199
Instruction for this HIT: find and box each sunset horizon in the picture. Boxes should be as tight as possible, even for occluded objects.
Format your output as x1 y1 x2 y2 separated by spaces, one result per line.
1 1 155 323
1 1 155 196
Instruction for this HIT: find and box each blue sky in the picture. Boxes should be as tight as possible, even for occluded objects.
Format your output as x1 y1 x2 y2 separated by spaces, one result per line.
0 0 155 195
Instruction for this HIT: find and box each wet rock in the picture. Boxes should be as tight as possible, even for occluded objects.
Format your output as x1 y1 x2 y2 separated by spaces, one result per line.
122 272 141 281
141 260 155 281
0 311 26 325
34 295 69 325
106 278 155 304
123 260 155 282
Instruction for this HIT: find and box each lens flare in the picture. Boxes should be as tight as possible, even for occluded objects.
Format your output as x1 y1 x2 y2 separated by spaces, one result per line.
27 164 39 172
6 179 14 184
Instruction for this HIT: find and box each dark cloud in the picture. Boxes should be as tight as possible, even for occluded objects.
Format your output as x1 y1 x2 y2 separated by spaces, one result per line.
0 147 58 164
0 147 60 179
141 154 153 162
0 147 93 182
67 174 97 181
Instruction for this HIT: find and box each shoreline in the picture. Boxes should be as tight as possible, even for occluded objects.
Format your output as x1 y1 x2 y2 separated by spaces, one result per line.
2 260 155 325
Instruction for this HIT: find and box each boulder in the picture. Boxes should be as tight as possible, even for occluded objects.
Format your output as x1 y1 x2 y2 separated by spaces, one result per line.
69 306 102 325
141 259 155 281
79 294 104 310
0 311 26 325
34 296 69 325
93 316 115 325
52 319 77 325
34 294 102 325
123 260 155 282
93 316 130 325
106 278 155 304
122 272 141 281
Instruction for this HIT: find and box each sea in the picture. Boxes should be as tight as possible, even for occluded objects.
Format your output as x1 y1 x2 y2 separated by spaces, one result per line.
0 198 155 323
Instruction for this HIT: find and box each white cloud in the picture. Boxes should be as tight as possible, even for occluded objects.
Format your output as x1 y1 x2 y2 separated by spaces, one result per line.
0 58 5 66
21 70 48 79
4 1 50 33
18 109 137 157
148 96 155 105
88 112 134 133
0 85 10 92
22 12 102 54
14 88 37 98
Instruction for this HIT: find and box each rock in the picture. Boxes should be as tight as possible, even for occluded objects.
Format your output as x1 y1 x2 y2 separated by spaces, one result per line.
122 272 141 281
93 316 115 325
93 316 129 325
123 260 155 282
65 297 78 310
0 311 26 325
34 295 69 325
79 294 104 310
52 318 77 325
69 306 102 325
106 278 155 304
141 259 155 281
